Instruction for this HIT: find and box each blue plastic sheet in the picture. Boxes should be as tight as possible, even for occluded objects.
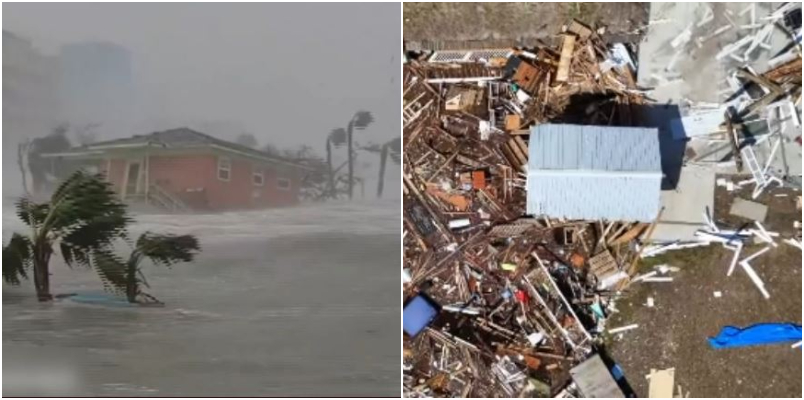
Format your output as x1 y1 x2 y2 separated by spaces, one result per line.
708 323 802 349
67 293 134 308
403 295 439 337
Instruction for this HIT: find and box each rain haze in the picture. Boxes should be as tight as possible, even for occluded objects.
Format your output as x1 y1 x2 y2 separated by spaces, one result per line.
3 3 400 397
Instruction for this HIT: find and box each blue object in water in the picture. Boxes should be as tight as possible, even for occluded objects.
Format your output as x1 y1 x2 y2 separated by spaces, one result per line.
708 323 802 349
68 293 134 308
403 294 439 337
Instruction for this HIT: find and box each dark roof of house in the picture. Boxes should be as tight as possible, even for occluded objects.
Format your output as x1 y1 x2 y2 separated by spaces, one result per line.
50 128 308 169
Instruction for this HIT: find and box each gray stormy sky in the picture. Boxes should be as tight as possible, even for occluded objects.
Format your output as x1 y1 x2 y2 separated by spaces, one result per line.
3 2 400 152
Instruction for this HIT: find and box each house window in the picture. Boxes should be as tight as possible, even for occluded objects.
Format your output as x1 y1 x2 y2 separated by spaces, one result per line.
277 177 291 191
252 169 264 186
217 157 231 181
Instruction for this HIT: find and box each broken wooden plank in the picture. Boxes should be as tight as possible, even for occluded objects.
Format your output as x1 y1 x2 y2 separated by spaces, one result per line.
647 368 675 398
556 35 576 82
610 223 648 246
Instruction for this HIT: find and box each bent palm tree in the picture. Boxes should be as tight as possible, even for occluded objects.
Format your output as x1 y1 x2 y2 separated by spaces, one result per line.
326 128 347 198
361 136 401 198
346 111 374 199
3 171 130 301
93 232 200 303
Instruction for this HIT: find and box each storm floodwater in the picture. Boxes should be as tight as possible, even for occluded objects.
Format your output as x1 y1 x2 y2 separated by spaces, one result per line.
2 201 399 396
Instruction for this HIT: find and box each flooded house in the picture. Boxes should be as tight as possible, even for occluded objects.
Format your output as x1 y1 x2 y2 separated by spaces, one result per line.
41 128 310 211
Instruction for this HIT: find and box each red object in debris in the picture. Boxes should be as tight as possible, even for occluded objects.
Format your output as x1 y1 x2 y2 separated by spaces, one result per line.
796 136 801 146
515 290 529 304
472 170 486 189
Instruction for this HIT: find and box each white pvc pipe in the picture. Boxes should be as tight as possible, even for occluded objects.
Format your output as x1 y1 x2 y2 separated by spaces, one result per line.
740 261 770 299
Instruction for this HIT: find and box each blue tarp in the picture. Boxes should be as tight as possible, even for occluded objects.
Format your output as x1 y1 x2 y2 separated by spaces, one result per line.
67 293 134 308
403 295 439 337
708 323 802 349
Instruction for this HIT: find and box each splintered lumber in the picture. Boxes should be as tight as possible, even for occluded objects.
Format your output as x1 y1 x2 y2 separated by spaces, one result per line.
505 137 529 170
403 25 656 397
736 68 784 95
509 136 529 161
588 250 619 281
607 222 631 245
556 34 576 82
610 223 648 246
763 57 802 82
567 19 593 39
628 207 665 277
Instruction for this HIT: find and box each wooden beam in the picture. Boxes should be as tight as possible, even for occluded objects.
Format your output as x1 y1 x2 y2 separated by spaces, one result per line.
628 207 665 276
556 35 576 82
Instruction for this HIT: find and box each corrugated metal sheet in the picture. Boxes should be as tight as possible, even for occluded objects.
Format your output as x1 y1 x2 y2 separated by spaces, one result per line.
526 124 662 221
528 124 662 172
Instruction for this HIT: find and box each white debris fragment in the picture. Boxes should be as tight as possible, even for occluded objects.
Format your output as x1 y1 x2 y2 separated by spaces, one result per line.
739 260 770 299
727 242 743 276
783 238 803 250
713 291 723 298
641 277 674 283
671 25 693 49
527 332 545 346
608 324 639 334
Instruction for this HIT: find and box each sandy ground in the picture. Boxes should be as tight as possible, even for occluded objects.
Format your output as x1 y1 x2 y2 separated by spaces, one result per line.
403 2 649 49
3 203 400 396
607 187 802 398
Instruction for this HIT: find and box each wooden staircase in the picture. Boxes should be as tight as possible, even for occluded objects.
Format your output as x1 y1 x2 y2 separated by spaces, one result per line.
126 184 190 213
147 184 190 212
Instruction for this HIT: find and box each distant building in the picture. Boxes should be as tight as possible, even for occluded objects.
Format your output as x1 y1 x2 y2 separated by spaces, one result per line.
3 30 61 195
42 128 311 211
526 124 663 221
3 30 61 144
57 41 136 131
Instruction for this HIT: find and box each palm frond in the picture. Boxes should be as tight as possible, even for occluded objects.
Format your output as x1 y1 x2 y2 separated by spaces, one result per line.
59 241 93 269
46 172 131 265
386 136 401 154
136 232 200 267
50 170 90 206
3 233 33 285
328 128 347 147
15 198 49 228
352 111 374 130
91 249 128 294
48 172 130 235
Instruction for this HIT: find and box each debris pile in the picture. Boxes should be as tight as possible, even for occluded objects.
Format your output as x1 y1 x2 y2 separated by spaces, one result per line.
403 20 655 398
640 2 802 300
403 3 803 394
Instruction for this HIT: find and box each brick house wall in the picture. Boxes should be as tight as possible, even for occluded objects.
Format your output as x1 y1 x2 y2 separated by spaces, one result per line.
104 159 128 194
203 154 300 210
102 150 301 211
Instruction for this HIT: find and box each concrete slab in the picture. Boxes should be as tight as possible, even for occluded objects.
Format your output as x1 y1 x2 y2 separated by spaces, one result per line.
638 3 801 181
730 198 769 221
652 166 716 241
638 2 783 104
